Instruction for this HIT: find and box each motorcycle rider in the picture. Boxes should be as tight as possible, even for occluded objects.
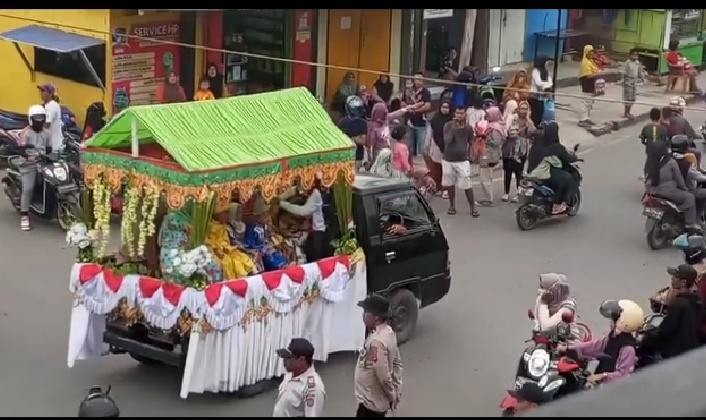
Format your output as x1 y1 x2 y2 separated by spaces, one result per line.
668 97 701 166
558 299 643 385
642 264 703 359
526 121 578 214
644 141 700 232
17 105 50 231
78 386 120 417
534 273 581 341
671 135 706 222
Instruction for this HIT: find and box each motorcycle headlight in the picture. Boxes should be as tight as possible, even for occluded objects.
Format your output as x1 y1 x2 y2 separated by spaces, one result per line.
54 167 67 181
527 349 550 379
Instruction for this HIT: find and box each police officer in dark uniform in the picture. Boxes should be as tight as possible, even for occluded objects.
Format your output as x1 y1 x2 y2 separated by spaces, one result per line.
78 386 120 417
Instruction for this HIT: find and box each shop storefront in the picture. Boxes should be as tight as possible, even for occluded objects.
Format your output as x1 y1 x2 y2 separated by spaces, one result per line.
611 9 705 73
0 9 111 125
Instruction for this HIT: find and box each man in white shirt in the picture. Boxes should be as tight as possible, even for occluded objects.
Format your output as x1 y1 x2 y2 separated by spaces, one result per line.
38 83 63 152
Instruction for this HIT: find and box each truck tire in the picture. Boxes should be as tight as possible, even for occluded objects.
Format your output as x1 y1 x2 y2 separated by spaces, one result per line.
390 288 418 345
129 353 162 365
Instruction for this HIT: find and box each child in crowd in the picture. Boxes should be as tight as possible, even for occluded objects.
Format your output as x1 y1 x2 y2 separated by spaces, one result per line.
194 77 215 101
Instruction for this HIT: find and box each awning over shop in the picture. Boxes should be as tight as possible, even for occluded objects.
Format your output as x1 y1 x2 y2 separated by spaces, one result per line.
0 24 104 53
0 24 105 90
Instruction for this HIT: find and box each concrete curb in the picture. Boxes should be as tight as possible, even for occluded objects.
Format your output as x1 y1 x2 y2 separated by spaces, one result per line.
606 94 701 134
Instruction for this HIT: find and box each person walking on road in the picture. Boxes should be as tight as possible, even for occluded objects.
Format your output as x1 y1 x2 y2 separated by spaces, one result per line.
442 106 478 217
355 295 402 418
622 48 646 119
578 45 602 127
476 106 505 207
273 338 325 417
501 125 528 203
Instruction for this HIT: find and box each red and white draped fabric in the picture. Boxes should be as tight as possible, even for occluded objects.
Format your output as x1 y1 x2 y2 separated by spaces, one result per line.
67 254 367 398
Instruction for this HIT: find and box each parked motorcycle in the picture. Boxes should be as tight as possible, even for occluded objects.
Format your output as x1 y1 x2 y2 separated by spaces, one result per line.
515 144 583 231
1 148 81 230
439 66 503 109
500 309 592 416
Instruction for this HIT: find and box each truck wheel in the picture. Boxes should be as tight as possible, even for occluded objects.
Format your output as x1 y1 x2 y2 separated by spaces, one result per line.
390 288 418 345
129 353 162 365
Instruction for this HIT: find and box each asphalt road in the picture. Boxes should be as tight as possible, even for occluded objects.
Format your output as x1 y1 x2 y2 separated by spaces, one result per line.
0 113 703 416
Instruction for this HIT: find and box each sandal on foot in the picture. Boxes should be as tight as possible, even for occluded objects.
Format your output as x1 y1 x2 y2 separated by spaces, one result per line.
471 210 480 218
447 208 457 215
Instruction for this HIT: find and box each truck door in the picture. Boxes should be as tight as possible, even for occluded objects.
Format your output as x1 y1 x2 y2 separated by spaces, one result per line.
367 189 449 306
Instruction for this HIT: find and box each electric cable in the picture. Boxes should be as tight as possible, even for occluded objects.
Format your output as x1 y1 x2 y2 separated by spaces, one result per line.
1 12 704 113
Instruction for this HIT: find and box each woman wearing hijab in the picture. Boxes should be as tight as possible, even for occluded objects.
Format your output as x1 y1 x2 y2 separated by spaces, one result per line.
578 45 601 127
476 106 505 206
367 102 409 163
156 71 186 104
370 125 411 179
515 100 536 143
503 68 531 104
534 273 582 341
530 56 553 128
332 72 359 115
526 122 578 214
204 63 224 99
645 141 699 229
426 100 453 194
504 99 519 127
372 74 395 104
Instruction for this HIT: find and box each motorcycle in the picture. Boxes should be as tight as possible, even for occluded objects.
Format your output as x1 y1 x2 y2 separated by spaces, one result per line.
500 309 592 416
439 66 504 109
641 194 706 250
515 144 583 231
1 148 81 230
0 105 81 159
635 312 665 370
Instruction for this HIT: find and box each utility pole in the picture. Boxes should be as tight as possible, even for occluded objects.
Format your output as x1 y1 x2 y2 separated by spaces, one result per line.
458 9 477 72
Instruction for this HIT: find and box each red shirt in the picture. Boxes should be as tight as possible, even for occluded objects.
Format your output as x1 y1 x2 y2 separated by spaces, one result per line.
666 51 680 66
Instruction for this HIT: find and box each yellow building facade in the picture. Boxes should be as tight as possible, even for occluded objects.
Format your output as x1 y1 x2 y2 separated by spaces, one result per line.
0 9 195 125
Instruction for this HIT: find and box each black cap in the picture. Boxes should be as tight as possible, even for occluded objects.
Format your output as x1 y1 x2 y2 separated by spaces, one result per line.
667 264 698 285
276 338 315 359
507 382 548 404
358 294 390 318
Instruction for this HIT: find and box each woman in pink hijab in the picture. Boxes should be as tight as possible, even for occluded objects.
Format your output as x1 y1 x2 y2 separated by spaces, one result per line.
475 106 506 206
367 102 410 164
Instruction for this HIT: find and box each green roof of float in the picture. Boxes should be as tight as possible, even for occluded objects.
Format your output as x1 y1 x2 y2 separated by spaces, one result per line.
85 87 354 172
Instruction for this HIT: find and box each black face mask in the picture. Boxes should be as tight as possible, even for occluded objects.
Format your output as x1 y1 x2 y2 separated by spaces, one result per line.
30 118 44 132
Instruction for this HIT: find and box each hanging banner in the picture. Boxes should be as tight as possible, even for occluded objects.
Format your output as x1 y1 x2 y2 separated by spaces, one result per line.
110 21 181 113
423 9 454 20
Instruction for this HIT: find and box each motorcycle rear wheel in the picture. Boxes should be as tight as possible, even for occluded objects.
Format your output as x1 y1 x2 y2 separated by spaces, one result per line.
57 200 80 231
516 205 538 231
567 190 582 217
645 219 669 250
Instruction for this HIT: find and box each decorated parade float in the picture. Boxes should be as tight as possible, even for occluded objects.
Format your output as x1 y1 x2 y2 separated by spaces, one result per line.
66 87 366 399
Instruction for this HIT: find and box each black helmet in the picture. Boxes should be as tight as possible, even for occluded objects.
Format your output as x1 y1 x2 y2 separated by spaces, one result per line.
78 386 120 417
344 95 366 119
671 134 690 154
684 246 706 265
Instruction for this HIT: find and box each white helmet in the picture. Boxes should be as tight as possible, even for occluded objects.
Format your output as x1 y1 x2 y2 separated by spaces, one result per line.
28 104 46 124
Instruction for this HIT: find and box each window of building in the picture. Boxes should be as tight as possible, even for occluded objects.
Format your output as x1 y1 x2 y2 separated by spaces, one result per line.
222 9 291 95
34 45 106 88
422 9 466 78
671 9 703 41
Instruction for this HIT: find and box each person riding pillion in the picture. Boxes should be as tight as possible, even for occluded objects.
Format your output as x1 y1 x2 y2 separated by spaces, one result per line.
17 104 50 231
558 299 644 385
354 294 403 417
534 273 581 341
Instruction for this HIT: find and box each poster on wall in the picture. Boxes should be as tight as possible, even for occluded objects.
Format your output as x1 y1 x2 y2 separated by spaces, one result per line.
111 21 181 113
423 9 453 20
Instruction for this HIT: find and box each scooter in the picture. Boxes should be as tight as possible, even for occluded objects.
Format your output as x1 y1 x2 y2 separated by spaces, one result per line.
515 144 584 231
500 309 592 416
1 147 81 230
